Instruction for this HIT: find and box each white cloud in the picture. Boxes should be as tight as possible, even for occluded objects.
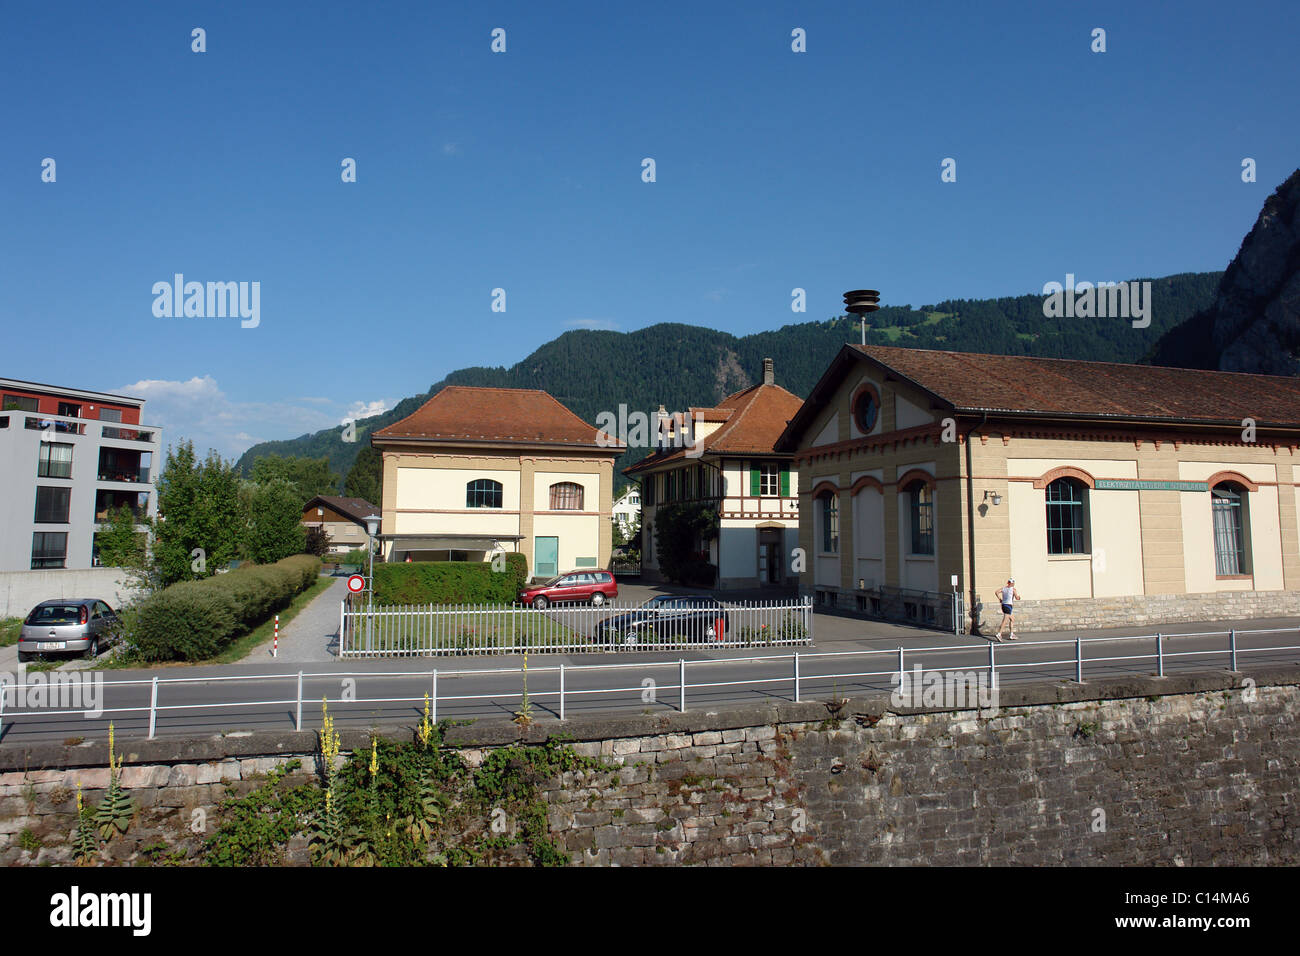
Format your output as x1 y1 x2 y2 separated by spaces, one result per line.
442 143 460 155
342 399 392 421
118 376 391 461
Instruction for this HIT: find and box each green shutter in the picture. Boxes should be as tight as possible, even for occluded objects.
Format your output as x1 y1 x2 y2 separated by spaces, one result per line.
779 468 790 497
749 465 760 496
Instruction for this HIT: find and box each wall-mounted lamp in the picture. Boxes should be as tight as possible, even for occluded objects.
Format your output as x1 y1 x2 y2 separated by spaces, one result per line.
857 578 866 590
982 490 1002 507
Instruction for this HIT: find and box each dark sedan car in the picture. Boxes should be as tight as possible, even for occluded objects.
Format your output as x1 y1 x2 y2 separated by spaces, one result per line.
18 599 119 662
595 594 730 645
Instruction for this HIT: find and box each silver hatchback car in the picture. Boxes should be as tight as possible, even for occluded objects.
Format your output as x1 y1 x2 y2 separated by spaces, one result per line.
18 599 119 663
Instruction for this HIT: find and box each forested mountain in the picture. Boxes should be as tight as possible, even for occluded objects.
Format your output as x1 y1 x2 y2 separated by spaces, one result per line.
235 271 1222 485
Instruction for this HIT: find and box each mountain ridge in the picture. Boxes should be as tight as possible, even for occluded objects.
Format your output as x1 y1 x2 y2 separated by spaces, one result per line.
235 272 1223 483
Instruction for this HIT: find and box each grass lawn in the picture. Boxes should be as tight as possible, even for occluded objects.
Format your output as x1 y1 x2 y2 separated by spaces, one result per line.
0 618 22 648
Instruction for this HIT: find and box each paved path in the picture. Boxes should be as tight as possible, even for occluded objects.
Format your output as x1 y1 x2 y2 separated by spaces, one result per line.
240 576 347 665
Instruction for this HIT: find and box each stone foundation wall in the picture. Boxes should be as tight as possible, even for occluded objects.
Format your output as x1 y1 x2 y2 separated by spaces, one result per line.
1 667 1296 866
1008 588 1300 633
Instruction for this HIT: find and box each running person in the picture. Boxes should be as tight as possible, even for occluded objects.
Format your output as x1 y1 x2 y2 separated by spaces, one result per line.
990 579 1020 642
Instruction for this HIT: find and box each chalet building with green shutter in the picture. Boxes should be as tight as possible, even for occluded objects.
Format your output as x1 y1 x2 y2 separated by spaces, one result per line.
625 359 803 589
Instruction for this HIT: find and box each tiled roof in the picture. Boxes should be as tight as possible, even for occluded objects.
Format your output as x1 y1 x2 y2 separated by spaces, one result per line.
373 386 618 448
851 345 1300 425
625 383 804 474
305 496 379 524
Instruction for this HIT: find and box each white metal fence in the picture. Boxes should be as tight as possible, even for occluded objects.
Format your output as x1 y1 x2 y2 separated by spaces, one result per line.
338 597 815 657
0 626 1296 740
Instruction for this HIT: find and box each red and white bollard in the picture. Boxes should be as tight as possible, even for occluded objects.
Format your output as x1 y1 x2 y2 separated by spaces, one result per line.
273 614 279 658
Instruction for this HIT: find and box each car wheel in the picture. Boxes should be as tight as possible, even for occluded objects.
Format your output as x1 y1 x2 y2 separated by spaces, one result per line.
591 592 606 607
534 596 549 610
85 638 99 660
17 651 31 663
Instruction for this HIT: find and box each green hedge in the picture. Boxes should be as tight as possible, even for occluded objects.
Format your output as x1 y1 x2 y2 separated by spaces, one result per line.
133 555 322 661
372 554 528 606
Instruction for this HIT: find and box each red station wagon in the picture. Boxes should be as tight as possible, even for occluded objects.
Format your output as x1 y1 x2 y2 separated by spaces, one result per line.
518 570 618 609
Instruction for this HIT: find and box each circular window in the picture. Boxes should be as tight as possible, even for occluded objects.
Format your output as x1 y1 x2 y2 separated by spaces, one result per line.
853 386 879 433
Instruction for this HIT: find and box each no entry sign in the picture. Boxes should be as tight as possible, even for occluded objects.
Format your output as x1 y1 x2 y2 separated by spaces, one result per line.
346 574 366 594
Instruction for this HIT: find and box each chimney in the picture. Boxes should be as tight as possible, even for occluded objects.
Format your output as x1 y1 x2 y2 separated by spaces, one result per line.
762 358 774 386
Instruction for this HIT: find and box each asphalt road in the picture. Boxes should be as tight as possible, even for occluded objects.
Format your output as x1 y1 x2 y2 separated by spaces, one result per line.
2 590 1297 745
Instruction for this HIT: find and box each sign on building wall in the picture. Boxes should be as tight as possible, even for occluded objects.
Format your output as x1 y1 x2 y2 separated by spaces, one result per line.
1094 479 1208 492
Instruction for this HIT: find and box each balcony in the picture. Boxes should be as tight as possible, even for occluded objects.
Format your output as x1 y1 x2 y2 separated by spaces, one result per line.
95 489 149 523
102 425 158 443
98 446 151 484
24 415 85 436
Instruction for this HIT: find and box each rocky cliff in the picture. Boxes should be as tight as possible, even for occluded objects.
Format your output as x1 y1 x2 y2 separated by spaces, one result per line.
1153 169 1300 372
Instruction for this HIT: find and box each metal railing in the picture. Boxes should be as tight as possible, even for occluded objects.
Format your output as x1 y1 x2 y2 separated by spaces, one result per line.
338 597 815 657
1 627 1296 741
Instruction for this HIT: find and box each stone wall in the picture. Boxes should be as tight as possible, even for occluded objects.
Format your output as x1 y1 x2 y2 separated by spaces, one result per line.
0 666 1296 865
1010 588 1300 633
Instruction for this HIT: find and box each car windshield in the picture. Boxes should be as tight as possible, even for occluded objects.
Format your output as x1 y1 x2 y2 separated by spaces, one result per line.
27 604 81 625
539 576 563 588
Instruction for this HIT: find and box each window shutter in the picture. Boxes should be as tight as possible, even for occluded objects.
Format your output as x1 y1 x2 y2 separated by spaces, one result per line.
749 466 759 496
779 468 790 497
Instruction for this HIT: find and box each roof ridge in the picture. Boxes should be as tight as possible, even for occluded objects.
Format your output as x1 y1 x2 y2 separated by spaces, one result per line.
857 343 1300 385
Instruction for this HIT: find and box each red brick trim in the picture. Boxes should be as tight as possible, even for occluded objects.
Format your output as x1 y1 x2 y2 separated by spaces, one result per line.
896 468 936 490
810 480 841 499
1206 470 1259 492
850 475 884 496
1031 466 1097 490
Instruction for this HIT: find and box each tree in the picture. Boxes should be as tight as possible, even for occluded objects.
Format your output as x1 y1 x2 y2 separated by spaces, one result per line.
304 525 330 559
95 505 147 570
343 446 382 507
249 454 340 507
242 480 308 564
152 442 243 587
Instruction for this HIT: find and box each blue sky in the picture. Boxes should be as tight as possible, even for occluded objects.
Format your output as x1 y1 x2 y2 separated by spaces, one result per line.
3 1 1297 459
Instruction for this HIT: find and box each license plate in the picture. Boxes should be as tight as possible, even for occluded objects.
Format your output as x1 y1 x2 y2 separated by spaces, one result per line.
38 642 65 650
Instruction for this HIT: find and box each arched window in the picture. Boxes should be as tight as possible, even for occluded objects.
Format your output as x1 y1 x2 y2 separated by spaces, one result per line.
819 491 839 553
905 480 934 555
1045 478 1088 555
549 481 584 510
1211 482 1248 574
466 479 503 509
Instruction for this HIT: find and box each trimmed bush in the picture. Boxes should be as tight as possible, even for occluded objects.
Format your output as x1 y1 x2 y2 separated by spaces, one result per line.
281 554 322 590
129 554 322 661
373 558 525 606
135 583 241 661
206 570 276 626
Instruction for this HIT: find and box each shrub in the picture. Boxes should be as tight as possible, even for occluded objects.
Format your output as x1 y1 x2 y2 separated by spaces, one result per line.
373 560 522 606
680 559 718 588
206 570 276 626
281 554 322 590
135 583 242 661
130 555 321 661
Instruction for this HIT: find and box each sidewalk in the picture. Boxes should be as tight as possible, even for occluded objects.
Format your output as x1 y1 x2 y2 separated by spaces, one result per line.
235 575 348 665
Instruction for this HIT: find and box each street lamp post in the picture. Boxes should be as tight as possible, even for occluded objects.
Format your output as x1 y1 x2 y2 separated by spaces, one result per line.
364 513 380 654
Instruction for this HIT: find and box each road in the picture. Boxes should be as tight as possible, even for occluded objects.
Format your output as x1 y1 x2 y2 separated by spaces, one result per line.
2 577 1296 745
